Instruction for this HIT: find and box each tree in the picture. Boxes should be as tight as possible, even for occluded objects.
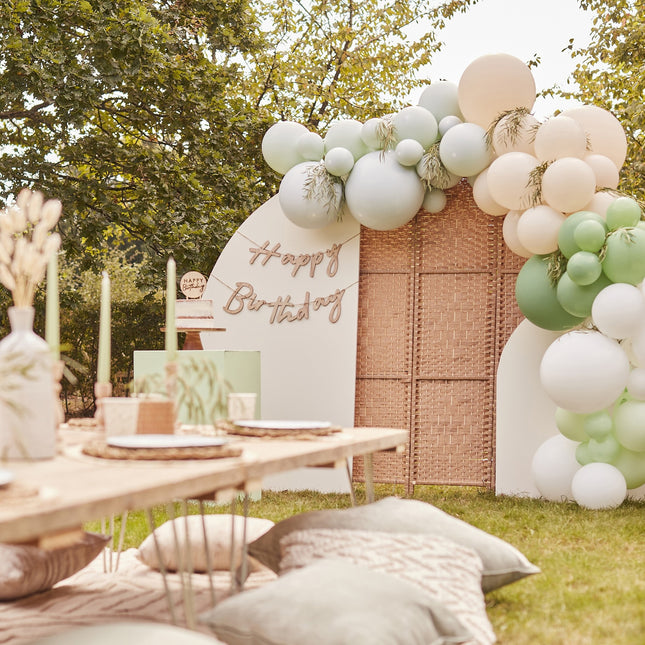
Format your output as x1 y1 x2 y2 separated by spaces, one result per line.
561 0 644 202
244 0 479 130
0 0 275 282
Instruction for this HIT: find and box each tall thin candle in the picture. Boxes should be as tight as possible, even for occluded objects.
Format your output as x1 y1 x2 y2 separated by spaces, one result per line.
45 252 60 360
97 271 111 384
165 257 177 362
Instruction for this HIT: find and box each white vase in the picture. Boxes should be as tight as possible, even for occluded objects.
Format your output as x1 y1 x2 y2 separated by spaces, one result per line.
0 306 56 459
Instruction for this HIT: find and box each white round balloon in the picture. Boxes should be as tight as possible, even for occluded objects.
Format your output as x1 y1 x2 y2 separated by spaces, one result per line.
438 115 463 137
472 168 507 216
296 131 324 161
361 118 384 149
422 188 447 214
262 121 309 175
418 80 462 122
324 120 369 160
540 330 630 414
502 210 533 258
531 434 581 502
516 205 566 255
395 138 425 167
533 116 586 162
486 152 540 211
592 283 645 340
438 122 492 177
627 367 645 400
541 157 597 214
571 462 627 509
344 151 425 231
278 162 342 229
324 147 355 176
392 106 438 149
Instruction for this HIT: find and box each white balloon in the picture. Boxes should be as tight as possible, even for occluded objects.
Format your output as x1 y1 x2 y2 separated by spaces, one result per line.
627 367 645 400
516 205 566 255
583 191 618 219
502 210 533 258
361 118 384 149
438 115 462 137
630 321 645 366
584 153 620 190
492 111 539 156
324 120 369 160
324 147 355 176
486 152 540 211
439 122 492 177
418 80 462 122
541 157 597 214
472 168 507 216
531 434 581 502
392 106 438 149
591 283 645 340
262 121 309 175
296 131 324 161
278 161 341 229
395 138 425 167
534 116 586 161
540 330 630 414
422 188 447 214
344 151 425 231
571 463 627 509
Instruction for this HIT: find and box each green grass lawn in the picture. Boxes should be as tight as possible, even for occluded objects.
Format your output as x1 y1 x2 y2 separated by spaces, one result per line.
88 484 645 644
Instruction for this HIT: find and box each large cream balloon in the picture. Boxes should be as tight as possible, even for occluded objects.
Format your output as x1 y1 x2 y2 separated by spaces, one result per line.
517 205 566 255
583 191 618 219
502 210 533 258
541 157 597 214
457 53 536 129
491 111 539 156
486 152 540 211
472 168 507 216
584 153 620 190
534 116 586 162
561 105 627 170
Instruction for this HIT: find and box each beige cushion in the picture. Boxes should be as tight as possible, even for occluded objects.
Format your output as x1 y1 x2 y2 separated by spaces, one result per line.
0 532 109 600
248 496 540 592
138 514 274 573
280 528 496 645
200 559 472 645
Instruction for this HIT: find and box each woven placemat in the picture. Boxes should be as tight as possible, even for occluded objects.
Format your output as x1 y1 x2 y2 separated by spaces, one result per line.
81 438 243 461
0 481 41 505
217 420 342 439
67 417 98 429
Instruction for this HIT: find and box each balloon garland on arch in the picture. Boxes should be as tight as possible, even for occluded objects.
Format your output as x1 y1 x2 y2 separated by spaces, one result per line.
261 52 644 510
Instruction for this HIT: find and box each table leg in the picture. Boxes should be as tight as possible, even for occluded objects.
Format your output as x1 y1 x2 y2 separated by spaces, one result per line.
364 453 375 504
345 459 357 507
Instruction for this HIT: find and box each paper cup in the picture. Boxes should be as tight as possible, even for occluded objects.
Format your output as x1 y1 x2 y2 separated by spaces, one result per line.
227 393 257 421
101 397 140 436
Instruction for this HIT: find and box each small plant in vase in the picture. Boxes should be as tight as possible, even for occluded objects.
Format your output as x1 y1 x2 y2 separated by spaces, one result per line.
0 188 62 459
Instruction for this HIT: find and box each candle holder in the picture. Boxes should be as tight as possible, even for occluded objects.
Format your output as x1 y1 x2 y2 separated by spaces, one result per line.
52 359 65 428
94 381 113 430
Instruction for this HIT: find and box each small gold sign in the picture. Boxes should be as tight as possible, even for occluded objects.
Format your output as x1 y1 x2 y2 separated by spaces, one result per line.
180 271 207 299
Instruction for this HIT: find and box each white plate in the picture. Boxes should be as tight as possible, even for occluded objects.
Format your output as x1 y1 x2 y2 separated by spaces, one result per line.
233 420 332 431
107 434 230 449
0 468 14 487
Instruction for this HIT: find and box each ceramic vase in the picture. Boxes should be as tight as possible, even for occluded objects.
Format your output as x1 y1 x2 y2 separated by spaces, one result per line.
0 306 57 459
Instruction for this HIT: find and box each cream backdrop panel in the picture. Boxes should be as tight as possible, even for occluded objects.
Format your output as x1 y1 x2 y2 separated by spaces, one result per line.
202 195 361 492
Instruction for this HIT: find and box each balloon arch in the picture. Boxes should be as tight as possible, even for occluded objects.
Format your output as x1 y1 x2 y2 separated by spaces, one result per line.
260 53 643 510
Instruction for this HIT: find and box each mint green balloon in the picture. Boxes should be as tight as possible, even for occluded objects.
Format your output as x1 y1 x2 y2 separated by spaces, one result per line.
614 400 645 452
573 219 606 253
555 408 588 442
558 211 607 259
515 255 586 331
612 447 645 489
589 435 621 463
606 196 642 231
566 251 602 286
602 228 645 284
556 272 612 318
583 410 613 440
576 441 593 466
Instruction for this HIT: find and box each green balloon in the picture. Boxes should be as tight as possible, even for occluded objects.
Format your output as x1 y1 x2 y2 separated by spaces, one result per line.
558 211 607 259
606 196 642 231
573 220 606 253
576 441 593 466
583 410 613 440
611 447 645 489
515 255 586 331
589 435 621 463
566 251 602 286
555 408 588 442
614 400 645 452
556 272 612 318
602 228 645 284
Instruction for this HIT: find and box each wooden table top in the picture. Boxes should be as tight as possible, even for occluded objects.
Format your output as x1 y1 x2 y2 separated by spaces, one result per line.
0 426 407 544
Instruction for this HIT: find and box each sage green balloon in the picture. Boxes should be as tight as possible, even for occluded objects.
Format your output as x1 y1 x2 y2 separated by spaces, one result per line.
573 219 606 253
583 410 613 440
558 210 607 258
612 447 645 489
555 408 588 442
606 196 642 231
566 251 602 286
576 441 593 466
602 227 645 284
589 435 621 463
614 400 645 452
556 272 612 318
515 255 586 331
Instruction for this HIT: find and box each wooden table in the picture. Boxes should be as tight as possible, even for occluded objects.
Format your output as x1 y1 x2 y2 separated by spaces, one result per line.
0 426 408 545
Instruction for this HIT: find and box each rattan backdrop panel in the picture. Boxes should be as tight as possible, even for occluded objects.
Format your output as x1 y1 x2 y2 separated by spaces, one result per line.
354 181 525 491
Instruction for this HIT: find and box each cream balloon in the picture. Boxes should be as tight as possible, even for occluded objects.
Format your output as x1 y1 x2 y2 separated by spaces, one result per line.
486 152 540 211
418 80 462 122
262 121 309 175
534 116 586 162
584 153 620 190
457 53 536 129
472 168 507 216
627 367 645 400
491 111 539 156
583 191 618 219
502 210 533 258
561 105 627 170
591 283 645 340
541 157 597 214
517 205 566 255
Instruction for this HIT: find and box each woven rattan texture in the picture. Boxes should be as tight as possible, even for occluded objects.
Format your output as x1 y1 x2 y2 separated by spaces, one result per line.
354 181 524 490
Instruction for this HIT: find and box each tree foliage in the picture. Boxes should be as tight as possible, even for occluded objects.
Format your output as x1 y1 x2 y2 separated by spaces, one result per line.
562 0 644 202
